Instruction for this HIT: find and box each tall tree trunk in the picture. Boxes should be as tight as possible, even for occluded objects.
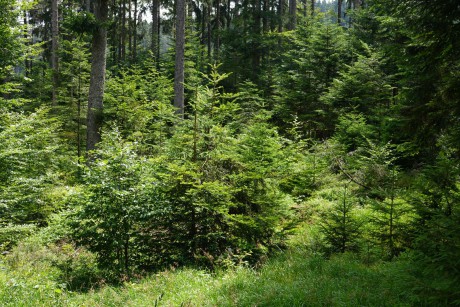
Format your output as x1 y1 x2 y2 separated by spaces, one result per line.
174 0 186 117
311 0 314 16
207 1 211 59
337 0 342 24
86 0 109 152
128 0 132 58
151 0 160 62
133 0 138 61
121 0 126 61
118 2 123 63
263 0 269 33
251 0 261 75
51 0 59 106
112 0 118 65
287 0 296 30
201 5 206 44
215 0 221 60
278 0 284 33
226 0 231 28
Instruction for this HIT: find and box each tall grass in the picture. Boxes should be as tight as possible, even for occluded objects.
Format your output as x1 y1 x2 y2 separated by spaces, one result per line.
1 245 417 306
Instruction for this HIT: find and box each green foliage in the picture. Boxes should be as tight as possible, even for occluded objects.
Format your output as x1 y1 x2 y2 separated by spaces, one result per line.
321 48 393 140
2 0 460 302
56 37 91 159
333 113 373 151
0 107 64 225
0 246 419 306
0 0 21 78
273 16 350 137
104 62 175 149
410 152 460 304
63 11 98 34
0 224 37 252
71 129 150 275
1 238 102 296
320 186 362 254
70 67 296 273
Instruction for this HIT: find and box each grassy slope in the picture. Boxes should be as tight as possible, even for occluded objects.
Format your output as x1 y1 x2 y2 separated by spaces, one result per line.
1 246 416 306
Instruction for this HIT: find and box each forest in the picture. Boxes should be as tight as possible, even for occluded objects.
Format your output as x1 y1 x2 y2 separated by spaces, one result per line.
0 0 459 305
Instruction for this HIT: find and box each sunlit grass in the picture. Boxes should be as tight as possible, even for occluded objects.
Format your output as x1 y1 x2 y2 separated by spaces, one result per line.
1 245 417 306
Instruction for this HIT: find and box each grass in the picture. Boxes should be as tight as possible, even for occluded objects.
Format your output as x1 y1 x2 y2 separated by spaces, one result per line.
1 244 417 306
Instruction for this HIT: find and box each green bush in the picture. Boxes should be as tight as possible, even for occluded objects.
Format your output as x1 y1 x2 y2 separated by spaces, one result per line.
0 224 37 251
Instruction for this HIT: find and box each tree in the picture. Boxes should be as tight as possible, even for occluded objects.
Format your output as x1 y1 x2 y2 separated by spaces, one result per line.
337 0 343 24
86 0 109 152
0 0 21 79
288 0 296 30
51 0 59 106
174 0 186 116
151 0 160 62
321 47 393 141
320 185 361 254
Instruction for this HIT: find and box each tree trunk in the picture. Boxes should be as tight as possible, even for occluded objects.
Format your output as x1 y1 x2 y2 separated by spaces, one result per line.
207 2 211 59
112 0 118 65
121 0 127 61
118 3 123 63
263 0 269 33
288 0 296 30
133 0 138 61
128 0 132 58
51 0 59 106
252 0 261 71
201 5 206 45
338 0 342 25
174 0 186 117
226 0 231 28
215 0 221 60
151 0 160 62
278 0 284 33
86 0 109 152
311 0 314 16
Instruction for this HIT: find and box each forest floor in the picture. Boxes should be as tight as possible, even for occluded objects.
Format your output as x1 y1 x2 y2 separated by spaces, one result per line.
0 227 417 306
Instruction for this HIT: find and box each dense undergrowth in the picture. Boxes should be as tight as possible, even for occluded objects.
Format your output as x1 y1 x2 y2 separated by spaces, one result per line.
0 229 420 307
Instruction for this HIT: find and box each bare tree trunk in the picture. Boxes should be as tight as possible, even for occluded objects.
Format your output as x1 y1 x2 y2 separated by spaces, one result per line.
51 0 59 106
128 0 132 58
118 2 123 62
207 2 211 59
174 0 186 117
288 0 296 30
201 5 206 44
226 0 231 28
251 0 261 73
86 0 109 152
215 0 221 60
338 0 343 25
311 0 314 16
121 0 126 61
278 0 284 33
151 0 160 63
112 0 118 65
263 0 269 33
133 0 138 61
